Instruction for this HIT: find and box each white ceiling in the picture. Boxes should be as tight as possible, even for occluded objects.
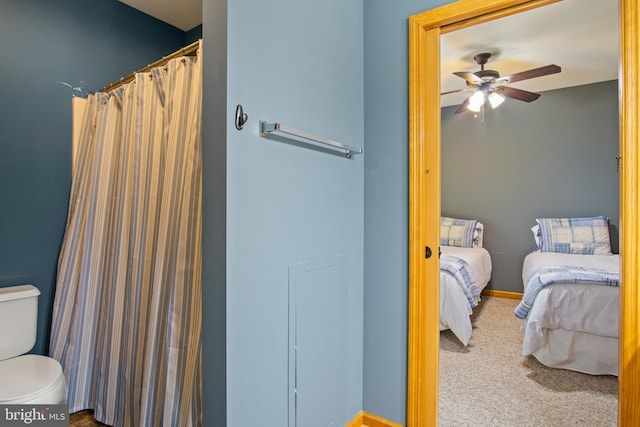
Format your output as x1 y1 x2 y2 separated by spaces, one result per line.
120 0 619 108
441 0 619 107
119 0 202 31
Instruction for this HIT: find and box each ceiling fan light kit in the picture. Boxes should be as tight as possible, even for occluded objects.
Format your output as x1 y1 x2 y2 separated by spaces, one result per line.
467 91 485 112
488 92 505 108
443 52 561 116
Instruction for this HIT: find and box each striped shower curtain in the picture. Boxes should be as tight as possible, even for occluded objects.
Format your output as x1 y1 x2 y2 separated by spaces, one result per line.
50 41 202 427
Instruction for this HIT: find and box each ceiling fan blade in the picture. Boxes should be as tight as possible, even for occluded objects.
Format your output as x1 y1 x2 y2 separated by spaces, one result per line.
498 64 561 85
454 96 471 114
441 87 473 96
453 71 484 85
496 86 541 102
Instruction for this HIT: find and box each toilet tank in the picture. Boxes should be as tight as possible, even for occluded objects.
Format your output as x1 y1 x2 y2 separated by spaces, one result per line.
0 285 41 361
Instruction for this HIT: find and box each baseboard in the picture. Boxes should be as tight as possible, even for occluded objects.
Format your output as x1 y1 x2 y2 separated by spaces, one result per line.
346 411 404 427
482 289 523 300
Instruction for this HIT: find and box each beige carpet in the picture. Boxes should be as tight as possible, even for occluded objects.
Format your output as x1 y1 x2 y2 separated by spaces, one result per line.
439 296 618 427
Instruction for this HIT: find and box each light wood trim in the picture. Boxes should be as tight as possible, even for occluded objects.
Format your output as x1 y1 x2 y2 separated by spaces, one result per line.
346 411 365 427
619 0 640 424
442 0 560 34
408 0 638 426
409 0 557 31
481 289 523 300
408 15 440 427
346 411 405 427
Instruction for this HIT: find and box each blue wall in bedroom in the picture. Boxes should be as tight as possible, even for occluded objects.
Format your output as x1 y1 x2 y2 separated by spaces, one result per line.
441 80 620 294
0 0 188 356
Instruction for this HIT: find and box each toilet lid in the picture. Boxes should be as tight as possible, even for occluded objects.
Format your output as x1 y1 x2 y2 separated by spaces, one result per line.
0 354 65 402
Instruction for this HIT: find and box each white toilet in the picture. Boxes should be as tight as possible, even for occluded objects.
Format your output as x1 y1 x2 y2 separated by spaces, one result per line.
0 285 68 404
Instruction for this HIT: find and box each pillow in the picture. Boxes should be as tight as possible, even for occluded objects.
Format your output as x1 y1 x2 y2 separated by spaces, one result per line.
473 222 484 248
536 216 612 255
531 224 541 250
440 217 478 248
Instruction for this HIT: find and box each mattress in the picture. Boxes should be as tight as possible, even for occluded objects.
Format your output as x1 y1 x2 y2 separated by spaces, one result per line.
439 246 492 346
520 251 620 375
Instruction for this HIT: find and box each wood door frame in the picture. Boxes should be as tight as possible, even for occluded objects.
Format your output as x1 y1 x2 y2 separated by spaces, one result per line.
407 0 640 425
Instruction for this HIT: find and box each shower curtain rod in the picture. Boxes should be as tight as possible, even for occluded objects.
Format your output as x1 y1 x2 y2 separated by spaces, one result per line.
102 39 201 93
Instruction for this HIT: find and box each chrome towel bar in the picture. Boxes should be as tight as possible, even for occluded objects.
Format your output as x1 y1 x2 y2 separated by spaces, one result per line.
259 121 363 158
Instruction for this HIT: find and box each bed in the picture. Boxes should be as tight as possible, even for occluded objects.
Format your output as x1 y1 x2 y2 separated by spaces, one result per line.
514 216 620 376
439 217 493 346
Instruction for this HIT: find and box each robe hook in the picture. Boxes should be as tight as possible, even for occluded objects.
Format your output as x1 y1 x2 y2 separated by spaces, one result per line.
235 104 248 130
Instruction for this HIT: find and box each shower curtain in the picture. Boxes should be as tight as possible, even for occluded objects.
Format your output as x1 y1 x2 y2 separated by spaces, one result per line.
50 41 202 427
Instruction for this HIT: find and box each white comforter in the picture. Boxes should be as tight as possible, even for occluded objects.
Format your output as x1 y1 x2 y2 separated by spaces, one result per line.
520 251 620 356
440 246 492 345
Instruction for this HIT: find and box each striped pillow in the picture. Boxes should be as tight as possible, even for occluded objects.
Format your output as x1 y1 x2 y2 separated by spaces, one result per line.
441 217 478 248
537 216 612 255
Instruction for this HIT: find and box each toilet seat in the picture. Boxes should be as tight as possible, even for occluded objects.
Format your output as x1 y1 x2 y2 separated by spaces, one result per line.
0 354 67 404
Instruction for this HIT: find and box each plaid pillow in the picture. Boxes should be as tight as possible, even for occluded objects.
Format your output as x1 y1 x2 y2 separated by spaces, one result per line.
537 216 612 255
440 217 478 248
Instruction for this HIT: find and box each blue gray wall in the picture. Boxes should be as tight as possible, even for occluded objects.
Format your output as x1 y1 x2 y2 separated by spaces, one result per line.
218 0 364 425
442 80 619 293
186 25 203 44
363 0 454 424
0 0 187 356
201 0 227 425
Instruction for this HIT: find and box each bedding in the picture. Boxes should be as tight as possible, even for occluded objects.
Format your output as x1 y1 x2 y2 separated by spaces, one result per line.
535 215 612 255
440 217 478 248
439 245 492 346
517 251 620 375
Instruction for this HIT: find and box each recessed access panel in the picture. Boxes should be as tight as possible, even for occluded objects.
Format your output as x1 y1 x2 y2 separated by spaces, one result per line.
288 256 348 427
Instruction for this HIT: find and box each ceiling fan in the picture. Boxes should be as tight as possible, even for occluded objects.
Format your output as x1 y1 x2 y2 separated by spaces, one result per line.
442 52 561 114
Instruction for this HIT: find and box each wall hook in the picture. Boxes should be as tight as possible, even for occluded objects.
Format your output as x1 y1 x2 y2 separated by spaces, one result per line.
235 104 248 130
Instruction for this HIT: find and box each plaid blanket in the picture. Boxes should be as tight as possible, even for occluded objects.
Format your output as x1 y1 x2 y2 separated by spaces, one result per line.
514 265 619 319
440 255 480 308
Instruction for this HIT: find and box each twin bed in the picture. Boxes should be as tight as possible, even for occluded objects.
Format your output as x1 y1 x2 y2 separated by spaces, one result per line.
514 216 620 376
440 215 620 377
439 217 492 346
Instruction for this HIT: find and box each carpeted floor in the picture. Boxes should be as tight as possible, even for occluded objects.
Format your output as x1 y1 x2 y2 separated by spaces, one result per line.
439 296 618 427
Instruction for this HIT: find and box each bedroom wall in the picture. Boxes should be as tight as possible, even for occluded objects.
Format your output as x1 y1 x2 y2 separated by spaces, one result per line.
0 0 187 356
218 0 364 426
441 80 619 293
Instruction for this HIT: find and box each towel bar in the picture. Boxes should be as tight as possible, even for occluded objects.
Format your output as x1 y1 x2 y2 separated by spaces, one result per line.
259 121 363 158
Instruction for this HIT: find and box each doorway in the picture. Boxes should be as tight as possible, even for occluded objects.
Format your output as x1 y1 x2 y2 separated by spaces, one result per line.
407 0 640 426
